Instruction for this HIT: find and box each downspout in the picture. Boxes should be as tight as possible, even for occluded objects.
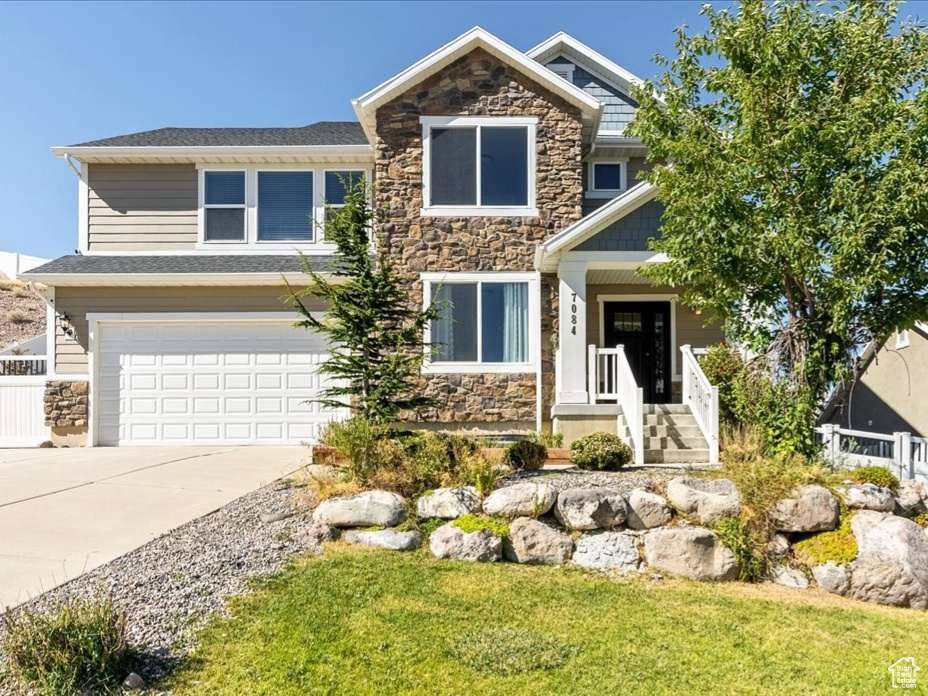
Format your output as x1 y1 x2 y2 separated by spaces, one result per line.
535 268 543 433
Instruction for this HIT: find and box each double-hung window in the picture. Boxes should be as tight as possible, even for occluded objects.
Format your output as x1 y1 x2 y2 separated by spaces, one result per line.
204 171 246 242
324 170 365 219
424 274 536 372
422 116 537 215
587 160 627 198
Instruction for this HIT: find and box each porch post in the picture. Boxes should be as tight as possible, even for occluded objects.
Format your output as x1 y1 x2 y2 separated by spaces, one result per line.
557 260 588 404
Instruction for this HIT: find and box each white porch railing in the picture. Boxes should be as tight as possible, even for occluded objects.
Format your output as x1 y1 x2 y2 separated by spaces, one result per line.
681 344 719 464
588 344 643 466
817 424 928 484
0 356 47 376
0 375 47 447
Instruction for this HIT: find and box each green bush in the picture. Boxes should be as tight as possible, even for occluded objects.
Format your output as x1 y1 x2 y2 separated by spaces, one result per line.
850 466 899 491
569 432 632 471
449 626 577 675
320 417 394 484
452 514 510 539
1 593 132 696
714 517 765 582
530 431 564 448
794 514 858 566
503 439 547 471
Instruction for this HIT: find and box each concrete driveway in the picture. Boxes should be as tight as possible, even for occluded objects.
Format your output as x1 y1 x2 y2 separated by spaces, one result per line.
0 446 306 610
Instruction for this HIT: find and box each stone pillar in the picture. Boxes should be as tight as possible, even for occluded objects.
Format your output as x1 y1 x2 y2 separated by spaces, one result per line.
557 260 588 404
44 380 89 428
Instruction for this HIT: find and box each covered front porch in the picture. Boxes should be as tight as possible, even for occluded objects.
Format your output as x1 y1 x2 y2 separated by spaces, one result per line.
536 182 722 464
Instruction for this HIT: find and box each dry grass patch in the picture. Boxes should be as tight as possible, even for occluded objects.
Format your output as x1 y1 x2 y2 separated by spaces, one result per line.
4 309 28 325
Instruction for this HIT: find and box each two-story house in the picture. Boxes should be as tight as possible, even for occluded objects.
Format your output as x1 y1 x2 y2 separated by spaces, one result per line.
23 28 724 463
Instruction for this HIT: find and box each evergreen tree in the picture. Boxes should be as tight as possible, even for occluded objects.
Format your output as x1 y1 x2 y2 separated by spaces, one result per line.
286 178 441 423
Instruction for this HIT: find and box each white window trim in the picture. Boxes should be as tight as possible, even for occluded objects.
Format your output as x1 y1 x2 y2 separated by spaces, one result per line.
587 159 628 198
421 271 539 374
420 116 538 217
196 164 371 251
896 329 911 349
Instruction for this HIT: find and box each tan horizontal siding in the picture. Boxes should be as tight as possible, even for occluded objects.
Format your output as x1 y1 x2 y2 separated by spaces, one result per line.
585 283 725 377
87 164 198 251
54 286 327 374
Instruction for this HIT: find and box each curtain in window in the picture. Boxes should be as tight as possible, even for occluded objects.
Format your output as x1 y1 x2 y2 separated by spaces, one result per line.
432 285 455 361
502 282 528 362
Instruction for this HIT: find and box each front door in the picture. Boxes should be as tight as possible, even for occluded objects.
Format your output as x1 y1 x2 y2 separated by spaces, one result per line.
603 301 671 403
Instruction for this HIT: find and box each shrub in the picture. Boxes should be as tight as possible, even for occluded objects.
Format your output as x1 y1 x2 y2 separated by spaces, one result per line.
320 417 395 485
530 431 564 448
452 514 510 539
4 309 27 324
1 593 132 696
569 432 632 471
459 452 502 497
503 439 547 471
699 343 745 425
912 512 928 528
850 466 899 491
449 626 577 675
11 286 29 298
794 514 858 566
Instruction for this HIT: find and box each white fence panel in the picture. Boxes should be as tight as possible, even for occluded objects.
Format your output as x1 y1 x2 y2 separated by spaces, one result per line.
0 377 47 447
817 425 928 485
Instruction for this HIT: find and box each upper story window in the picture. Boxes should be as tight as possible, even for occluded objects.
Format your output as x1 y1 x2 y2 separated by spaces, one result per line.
421 116 537 217
204 171 246 242
198 167 367 249
587 160 627 198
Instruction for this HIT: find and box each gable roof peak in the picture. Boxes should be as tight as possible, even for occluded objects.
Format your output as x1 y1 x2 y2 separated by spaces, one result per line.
527 32 647 96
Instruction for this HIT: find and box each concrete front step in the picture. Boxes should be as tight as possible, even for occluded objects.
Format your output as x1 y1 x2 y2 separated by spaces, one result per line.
644 424 704 438
644 436 709 450
644 414 700 428
644 448 711 464
645 403 693 414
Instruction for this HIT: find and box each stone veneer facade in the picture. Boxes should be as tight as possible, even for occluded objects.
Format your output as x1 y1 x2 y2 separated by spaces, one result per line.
375 48 583 425
44 380 88 428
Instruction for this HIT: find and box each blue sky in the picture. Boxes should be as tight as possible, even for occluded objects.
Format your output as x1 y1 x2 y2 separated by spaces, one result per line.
0 0 922 260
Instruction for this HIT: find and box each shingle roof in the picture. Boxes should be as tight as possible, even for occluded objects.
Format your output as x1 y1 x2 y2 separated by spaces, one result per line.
26 255 334 275
70 122 368 148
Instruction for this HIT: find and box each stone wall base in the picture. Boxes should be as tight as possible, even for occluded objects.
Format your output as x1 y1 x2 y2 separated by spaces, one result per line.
390 421 536 436
50 425 88 448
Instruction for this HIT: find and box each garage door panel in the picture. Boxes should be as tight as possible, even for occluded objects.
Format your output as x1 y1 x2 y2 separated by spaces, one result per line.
98 321 343 445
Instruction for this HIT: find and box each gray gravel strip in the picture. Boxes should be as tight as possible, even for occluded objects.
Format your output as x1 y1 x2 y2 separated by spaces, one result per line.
0 478 316 694
501 464 711 494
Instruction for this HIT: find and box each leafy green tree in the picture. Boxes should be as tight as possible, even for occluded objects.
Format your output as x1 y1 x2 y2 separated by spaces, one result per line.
286 178 441 423
630 0 928 449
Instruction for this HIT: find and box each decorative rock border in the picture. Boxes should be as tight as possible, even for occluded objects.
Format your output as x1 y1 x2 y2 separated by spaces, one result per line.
313 474 928 611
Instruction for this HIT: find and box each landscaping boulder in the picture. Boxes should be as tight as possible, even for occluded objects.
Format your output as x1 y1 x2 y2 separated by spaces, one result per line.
553 488 627 530
894 480 928 517
429 523 502 562
769 485 840 533
666 477 741 524
301 522 340 546
416 487 482 520
812 561 850 596
847 510 928 609
844 484 895 513
766 565 809 589
625 489 673 530
343 529 421 552
482 482 556 518
313 491 407 528
573 530 641 572
643 527 739 581
503 517 573 565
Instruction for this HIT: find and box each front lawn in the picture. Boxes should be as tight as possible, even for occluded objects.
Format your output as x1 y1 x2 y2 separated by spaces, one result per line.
169 548 925 695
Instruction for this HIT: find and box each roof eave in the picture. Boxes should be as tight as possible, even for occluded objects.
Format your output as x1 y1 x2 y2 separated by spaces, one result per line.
51 144 374 164
353 27 603 141
19 272 328 287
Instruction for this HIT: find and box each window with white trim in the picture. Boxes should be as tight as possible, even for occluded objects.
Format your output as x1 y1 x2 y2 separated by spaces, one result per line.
257 171 314 242
324 170 365 219
896 329 910 349
425 276 533 370
204 171 246 242
587 160 627 197
421 116 537 215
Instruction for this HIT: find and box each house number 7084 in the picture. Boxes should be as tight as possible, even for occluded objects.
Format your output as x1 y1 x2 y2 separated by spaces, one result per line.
570 293 578 335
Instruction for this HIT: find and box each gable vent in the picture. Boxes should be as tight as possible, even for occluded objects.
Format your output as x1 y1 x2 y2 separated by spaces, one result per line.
548 62 575 82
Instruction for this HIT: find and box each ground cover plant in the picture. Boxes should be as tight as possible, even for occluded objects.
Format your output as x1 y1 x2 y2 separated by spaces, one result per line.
166 548 928 695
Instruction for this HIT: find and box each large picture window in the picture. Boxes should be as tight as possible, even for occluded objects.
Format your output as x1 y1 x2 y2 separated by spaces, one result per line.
422 117 536 215
258 171 313 242
429 280 530 365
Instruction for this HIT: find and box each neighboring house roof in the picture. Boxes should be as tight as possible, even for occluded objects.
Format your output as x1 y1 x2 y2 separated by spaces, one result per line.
68 122 367 148
352 26 604 143
535 181 666 271
22 255 334 287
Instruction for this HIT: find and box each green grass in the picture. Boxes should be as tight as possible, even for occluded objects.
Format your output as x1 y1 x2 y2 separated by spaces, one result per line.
168 548 928 695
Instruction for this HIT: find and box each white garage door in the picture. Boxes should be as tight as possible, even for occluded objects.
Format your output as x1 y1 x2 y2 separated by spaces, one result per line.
97 321 342 446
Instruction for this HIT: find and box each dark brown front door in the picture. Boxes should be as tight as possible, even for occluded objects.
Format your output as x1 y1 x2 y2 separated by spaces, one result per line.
603 301 671 403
